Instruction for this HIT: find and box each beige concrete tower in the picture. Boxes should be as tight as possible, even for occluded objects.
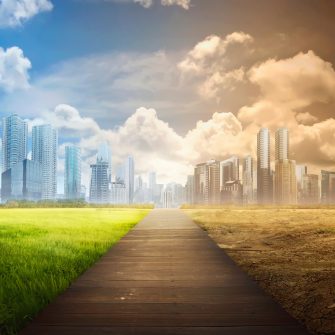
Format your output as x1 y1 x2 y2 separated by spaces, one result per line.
274 128 297 204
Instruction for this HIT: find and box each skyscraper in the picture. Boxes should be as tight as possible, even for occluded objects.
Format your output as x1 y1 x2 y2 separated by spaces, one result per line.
302 174 319 204
32 124 57 200
1 159 42 202
194 160 220 205
185 175 194 204
296 165 308 202
97 142 112 182
243 155 254 204
65 146 81 200
124 156 135 204
275 128 289 160
257 128 271 204
148 171 157 202
321 170 335 204
89 158 109 203
2 114 27 172
274 128 297 204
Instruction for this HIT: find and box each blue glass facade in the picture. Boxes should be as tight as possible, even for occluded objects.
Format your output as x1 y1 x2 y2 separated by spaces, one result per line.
1 159 42 202
65 146 81 199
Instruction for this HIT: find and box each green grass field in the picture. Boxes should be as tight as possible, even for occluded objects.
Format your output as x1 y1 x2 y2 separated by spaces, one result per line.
0 208 150 335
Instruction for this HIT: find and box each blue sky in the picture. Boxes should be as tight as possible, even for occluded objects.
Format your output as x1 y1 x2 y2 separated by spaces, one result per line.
1 0 335 190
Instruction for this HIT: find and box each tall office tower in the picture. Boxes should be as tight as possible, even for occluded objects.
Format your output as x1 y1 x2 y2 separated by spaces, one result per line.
148 171 157 202
243 155 254 204
274 128 297 204
302 174 319 204
194 160 220 205
274 159 297 204
110 180 127 204
89 158 109 203
321 170 335 204
2 114 28 172
133 175 144 203
124 156 135 204
1 159 42 202
97 142 112 182
296 165 308 202
64 146 81 200
194 163 206 204
275 128 289 160
162 188 173 208
185 175 195 204
257 128 271 204
32 124 58 200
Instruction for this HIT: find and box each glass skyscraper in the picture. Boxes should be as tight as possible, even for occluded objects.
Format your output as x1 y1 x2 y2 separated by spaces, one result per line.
257 128 271 204
32 124 58 200
123 155 135 204
65 145 81 200
1 159 42 202
2 114 27 172
89 158 109 203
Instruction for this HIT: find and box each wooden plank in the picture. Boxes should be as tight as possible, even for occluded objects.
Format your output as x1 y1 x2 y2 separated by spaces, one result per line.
20 209 311 335
21 325 310 335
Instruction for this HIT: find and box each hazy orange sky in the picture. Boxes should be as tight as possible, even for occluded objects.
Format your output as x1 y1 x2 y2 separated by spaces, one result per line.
1 0 335 186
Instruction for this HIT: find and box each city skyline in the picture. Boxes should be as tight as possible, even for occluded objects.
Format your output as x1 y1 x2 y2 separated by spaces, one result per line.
1 112 334 206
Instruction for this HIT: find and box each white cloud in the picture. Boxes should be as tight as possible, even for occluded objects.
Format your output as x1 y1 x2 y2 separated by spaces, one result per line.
199 67 245 99
178 32 253 75
102 0 190 9
239 50 335 127
0 0 53 28
0 46 31 92
178 32 253 100
134 0 153 8
161 0 190 9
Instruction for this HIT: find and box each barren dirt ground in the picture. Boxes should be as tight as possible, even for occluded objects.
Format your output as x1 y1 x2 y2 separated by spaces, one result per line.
185 208 335 335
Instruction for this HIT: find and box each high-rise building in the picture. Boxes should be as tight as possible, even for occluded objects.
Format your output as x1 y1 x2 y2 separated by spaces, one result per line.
32 125 57 200
194 160 220 205
2 114 27 172
321 170 335 204
123 156 135 204
110 180 127 204
243 155 254 204
185 175 194 204
89 158 109 203
275 128 289 160
302 174 319 204
97 142 112 182
274 159 297 204
148 171 157 202
274 128 297 204
1 159 42 202
64 146 81 200
296 165 308 202
257 128 271 204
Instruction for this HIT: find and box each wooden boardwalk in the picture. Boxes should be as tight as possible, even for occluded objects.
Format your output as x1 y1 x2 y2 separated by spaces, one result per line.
21 209 310 335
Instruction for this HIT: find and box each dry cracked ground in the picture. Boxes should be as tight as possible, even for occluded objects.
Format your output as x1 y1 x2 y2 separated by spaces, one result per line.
184 207 335 335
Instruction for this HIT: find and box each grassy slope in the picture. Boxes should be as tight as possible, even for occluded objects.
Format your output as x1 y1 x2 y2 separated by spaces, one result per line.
0 208 149 334
185 208 335 335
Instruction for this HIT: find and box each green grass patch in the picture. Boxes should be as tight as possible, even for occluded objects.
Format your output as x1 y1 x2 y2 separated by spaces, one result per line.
0 208 150 334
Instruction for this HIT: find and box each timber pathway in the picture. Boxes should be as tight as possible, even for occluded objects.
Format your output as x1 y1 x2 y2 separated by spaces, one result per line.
21 209 310 335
